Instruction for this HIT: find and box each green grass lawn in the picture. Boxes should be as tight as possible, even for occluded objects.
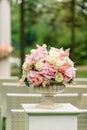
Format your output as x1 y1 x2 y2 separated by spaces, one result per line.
76 71 87 78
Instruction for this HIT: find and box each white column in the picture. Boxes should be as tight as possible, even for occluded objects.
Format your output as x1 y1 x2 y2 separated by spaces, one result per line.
0 0 11 77
22 103 81 130
0 0 11 45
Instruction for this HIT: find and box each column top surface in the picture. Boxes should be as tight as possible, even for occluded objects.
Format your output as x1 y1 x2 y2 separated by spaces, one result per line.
22 103 81 115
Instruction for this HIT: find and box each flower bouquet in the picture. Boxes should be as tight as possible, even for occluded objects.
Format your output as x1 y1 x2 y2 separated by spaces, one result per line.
21 44 76 108
0 44 13 60
0 44 13 76
21 44 76 87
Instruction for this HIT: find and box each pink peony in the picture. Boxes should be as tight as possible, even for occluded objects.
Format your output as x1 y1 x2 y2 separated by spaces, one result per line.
25 54 35 64
25 44 48 65
64 67 74 79
39 63 56 79
30 44 48 62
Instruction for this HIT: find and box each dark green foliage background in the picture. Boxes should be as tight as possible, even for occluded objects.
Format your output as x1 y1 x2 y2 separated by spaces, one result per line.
11 0 87 65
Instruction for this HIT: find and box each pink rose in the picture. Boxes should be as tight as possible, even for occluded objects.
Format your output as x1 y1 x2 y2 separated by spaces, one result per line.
59 66 68 74
59 66 75 81
27 71 43 86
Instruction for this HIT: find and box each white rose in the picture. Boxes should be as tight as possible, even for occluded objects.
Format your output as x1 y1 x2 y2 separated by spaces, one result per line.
55 73 63 82
35 61 43 70
46 54 59 65
63 57 74 67
23 62 32 72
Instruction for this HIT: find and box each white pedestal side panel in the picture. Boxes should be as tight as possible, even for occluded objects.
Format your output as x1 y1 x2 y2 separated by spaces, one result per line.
29 115 77 130
22 103 81 130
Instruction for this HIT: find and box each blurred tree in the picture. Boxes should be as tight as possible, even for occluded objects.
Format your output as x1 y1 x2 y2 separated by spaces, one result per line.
11 0 87 66
11 2 20 46
70 0 76 61
20 0 25 73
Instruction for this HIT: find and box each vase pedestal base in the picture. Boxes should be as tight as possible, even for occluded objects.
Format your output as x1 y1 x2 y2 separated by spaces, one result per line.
36 100 63 109
35 83 66 109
